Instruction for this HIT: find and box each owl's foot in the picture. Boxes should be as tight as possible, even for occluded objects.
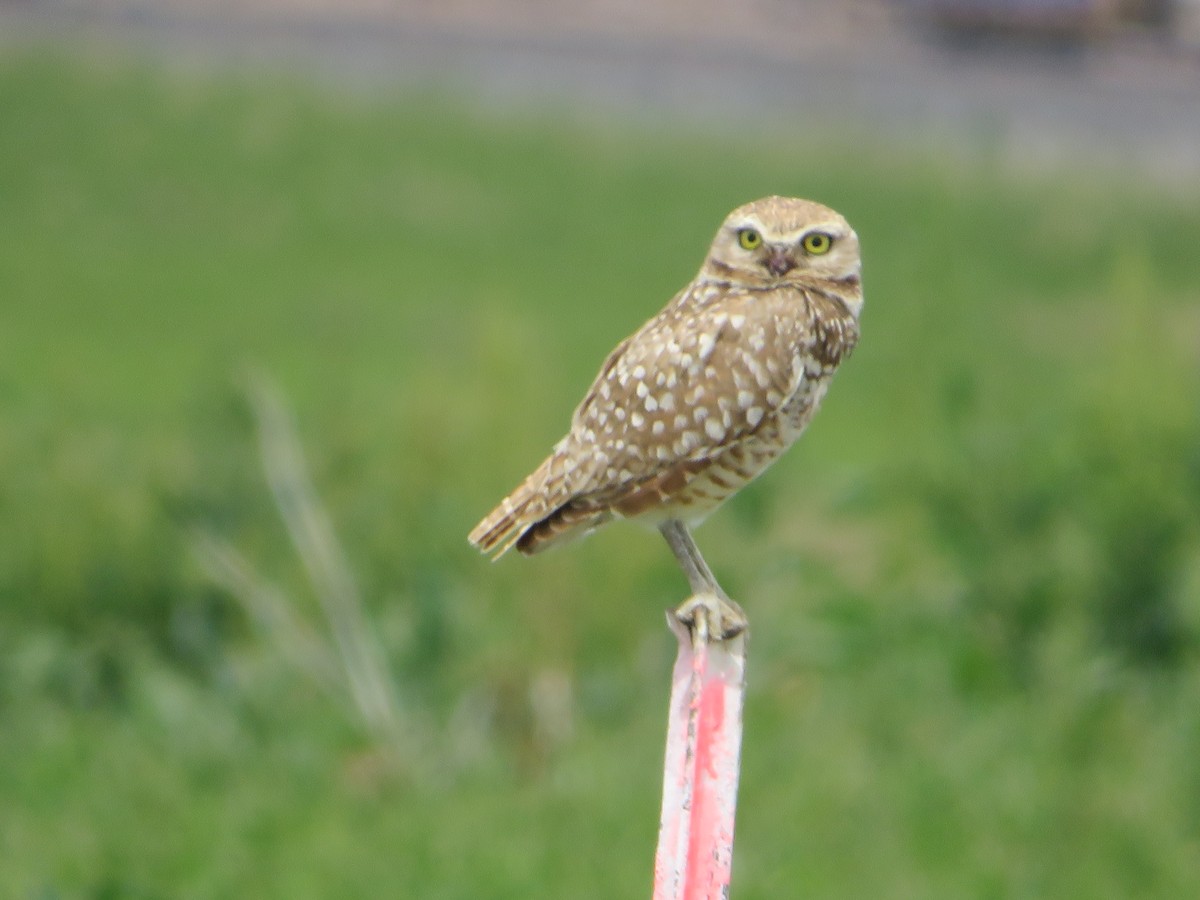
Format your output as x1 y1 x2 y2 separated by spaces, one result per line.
659 519 747 640
673 592 747 642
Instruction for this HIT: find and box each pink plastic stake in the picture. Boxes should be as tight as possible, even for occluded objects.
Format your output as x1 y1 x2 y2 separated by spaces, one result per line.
652 602 748 900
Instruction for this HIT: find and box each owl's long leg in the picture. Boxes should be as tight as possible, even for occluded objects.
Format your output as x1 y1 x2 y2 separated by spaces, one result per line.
659 519 725 598
659 519 747 638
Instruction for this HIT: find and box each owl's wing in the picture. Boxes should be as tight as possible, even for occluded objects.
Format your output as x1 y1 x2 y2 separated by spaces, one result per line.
564 287 814 492
483 285 855 555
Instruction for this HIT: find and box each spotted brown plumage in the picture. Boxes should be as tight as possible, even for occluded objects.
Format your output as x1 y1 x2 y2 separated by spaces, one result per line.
469 196 863 596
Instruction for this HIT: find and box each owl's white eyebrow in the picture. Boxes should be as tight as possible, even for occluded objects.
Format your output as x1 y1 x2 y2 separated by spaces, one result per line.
800 224 845 237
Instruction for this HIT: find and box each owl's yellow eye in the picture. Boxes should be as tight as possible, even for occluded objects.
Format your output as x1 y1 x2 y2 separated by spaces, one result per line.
802 232 833 255
737 228 762 251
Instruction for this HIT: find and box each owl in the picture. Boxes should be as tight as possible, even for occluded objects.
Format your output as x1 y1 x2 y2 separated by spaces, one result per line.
468 196 862 627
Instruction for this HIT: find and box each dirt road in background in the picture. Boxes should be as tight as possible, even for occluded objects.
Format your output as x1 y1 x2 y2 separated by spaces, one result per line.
4 0 1199 183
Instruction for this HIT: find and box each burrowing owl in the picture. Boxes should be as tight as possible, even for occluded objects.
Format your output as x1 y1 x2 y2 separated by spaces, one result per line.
469 196 862 625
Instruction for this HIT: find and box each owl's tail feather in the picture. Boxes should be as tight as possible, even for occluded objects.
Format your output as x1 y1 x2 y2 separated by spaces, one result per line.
468 456 560 559
468 494 539 560
514 504 611 556
469 454 609 559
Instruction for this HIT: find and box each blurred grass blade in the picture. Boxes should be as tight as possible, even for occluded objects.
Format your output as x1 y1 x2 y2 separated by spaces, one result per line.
191 530 345 699
246 373 405 744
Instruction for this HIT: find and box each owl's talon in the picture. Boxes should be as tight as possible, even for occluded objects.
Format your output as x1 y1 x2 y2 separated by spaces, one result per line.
674 593 748 642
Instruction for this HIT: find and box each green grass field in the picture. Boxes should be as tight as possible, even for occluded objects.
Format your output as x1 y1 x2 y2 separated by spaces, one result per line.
2 51 1199 898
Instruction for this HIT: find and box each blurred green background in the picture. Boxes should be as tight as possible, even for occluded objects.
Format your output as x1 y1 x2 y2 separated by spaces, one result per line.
2 32 1200 899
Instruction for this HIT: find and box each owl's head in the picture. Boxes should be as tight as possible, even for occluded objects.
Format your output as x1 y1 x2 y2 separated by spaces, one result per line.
701 196 861 290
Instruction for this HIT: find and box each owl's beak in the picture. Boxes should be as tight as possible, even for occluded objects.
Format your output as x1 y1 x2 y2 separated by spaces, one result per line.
764 248 796 276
